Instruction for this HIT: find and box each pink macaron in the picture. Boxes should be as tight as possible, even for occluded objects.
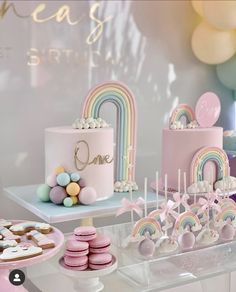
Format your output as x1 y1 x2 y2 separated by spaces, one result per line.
89 253 112 270
64 239 89 257
64 255 88 270
74 226 96 242
89 234 111 254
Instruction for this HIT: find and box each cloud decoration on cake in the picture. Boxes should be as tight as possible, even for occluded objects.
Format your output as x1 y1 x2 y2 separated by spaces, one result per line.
214 176 236 192
187 180 211 194
190 147 229 185
72 117 109 129
81 81 137 190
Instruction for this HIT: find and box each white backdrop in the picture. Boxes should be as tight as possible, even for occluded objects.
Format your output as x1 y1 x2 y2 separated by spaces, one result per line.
0 0 234 222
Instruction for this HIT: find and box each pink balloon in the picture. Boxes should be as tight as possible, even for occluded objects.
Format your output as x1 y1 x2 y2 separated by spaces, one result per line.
195 92 221 127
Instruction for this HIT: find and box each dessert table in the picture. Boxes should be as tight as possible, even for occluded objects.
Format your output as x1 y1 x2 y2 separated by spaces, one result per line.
2 185 236 291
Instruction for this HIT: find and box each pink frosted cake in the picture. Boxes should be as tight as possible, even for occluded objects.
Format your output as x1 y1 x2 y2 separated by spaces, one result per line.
162 127 223 191
45 125 114 201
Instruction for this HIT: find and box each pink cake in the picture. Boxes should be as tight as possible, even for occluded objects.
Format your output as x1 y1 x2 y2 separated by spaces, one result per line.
45 126 114 201
162 127 223 191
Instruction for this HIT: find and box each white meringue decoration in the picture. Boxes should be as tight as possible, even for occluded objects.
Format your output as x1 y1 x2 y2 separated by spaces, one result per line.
114 180 139 192
214 176 236 191
72 117 109 130
187 180 212 194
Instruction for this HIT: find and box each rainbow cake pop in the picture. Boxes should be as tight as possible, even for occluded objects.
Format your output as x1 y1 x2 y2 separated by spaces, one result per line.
138 232 155 257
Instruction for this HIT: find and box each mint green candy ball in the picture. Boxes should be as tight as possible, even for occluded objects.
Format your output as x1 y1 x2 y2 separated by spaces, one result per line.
37 184 51 202
63 197 73 207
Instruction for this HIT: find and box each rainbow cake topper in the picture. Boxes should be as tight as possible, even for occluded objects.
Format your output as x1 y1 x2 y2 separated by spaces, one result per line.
216 207 236 223
169 104 195 128
82 81 137 184
132 218 162 239
190 147 229 184
174 211 201 233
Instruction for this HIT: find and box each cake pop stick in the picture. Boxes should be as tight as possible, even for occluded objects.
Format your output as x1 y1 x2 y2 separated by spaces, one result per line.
183 172 187 194
194 193 197 204
178 169 181 214
156 171 159 210
130 187 134 225
164 174 168 204
144 177 147 217
223 177 225 199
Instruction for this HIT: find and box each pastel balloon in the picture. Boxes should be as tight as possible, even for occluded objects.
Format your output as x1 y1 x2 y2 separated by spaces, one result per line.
203 1 236 30
191 0 204 17
79 187 97 205
216 55 236 90
195 92 221 127
191 21 236 65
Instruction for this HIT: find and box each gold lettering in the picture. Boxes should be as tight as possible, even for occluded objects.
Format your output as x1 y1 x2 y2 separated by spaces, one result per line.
27 48 40 66
0 0 29 19
49 49 61 64
31 3 83 25
74 140 113 171
86 3 113 45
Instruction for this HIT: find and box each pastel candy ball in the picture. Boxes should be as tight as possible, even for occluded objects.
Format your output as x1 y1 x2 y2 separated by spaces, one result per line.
71 196 78 205
46 174 57 187
49 186 67 205
57 172 71 186
54 166 65 175
66 182 80 196
70 172 80 182
63 197 73 207
37 184 51 202
79 187 97 205
78 178 87 188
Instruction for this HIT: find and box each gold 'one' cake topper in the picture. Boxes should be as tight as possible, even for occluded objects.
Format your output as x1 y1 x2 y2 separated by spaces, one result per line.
74 140 113 171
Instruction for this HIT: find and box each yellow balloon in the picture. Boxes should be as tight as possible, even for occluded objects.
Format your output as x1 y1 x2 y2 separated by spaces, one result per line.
191 1 204 17
191 21 236 65
203 1 236 30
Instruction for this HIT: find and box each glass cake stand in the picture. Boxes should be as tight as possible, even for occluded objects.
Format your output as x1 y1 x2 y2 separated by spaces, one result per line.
97 222 236 292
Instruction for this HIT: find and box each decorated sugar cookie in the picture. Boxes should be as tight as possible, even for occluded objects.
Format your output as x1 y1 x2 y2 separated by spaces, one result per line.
0 219 12 229
215 207 236 228
0 240 17 252
0 227 21 243
131 218 162 240
174 211 202 234
190 203 208 223
27 230 55 249
0 244 42 262
10 221 52 235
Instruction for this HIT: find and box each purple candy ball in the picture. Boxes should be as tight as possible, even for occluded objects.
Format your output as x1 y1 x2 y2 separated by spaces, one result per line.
78 178 87 188
49 186 67 205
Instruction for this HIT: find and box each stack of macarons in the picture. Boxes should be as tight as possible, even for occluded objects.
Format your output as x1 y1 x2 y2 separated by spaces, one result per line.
63 226 113 271
37 166 97 207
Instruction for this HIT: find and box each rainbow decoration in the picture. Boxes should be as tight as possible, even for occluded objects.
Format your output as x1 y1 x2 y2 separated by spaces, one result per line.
82 81 137 182
220 198 236 210
190 203 207 222
190 147 229 184
132 218 162 238
174 211 201 233
169 104 195 127
216 207 236 223
148 210 162 226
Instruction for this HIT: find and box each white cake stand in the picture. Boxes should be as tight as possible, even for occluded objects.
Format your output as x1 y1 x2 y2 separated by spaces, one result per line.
59 256 117 292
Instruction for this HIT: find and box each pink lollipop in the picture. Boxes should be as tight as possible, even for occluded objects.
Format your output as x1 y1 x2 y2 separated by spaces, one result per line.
195 92 221 127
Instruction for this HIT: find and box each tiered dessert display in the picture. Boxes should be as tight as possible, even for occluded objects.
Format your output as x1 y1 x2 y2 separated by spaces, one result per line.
0 220 64 292
59 226 117 292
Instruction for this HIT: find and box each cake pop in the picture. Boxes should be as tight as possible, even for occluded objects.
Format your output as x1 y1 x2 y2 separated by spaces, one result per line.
220 223 235 241
178 230 195 251
138 232 155 257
